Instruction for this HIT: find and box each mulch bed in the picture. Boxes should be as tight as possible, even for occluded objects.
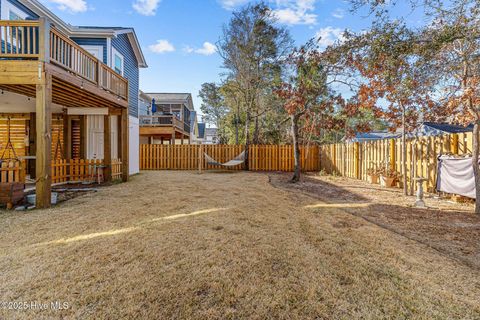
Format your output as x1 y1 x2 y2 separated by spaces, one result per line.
269 172 480 270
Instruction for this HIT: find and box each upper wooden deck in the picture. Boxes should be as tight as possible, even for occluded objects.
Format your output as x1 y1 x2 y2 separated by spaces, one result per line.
0 19 128 109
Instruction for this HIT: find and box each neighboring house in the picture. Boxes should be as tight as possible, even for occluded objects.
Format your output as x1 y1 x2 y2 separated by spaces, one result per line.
139 93 194 145
347 131 401 143
409 122 473 137
347 122 473 143
0 0 147 207
205 128 219 145
139 90 152 117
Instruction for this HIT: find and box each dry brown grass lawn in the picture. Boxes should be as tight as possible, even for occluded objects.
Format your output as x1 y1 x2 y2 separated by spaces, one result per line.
0 171 479 319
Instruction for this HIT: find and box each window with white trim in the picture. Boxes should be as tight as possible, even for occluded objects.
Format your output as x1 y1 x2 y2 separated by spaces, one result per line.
112 48 124 76
1 0 28 20
1 0 28 51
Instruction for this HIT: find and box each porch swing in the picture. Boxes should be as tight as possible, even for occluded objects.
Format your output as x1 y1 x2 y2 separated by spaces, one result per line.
0 117 25 209
0 117 20 163
53 126 64 161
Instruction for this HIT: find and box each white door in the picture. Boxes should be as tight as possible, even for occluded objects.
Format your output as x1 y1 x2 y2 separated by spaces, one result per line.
87 115 104 160
111 116 119 159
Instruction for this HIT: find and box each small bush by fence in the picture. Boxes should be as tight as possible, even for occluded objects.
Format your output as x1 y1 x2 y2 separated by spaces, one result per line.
140 144 320 172
319 132 473 193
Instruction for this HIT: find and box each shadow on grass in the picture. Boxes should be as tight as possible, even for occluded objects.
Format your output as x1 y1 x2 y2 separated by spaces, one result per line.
270 172 480 270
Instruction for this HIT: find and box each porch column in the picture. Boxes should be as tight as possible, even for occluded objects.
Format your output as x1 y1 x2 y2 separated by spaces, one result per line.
181 134 184 145
28 113 36 179
120 108 129 182
104 114 112 182
36 73 52 208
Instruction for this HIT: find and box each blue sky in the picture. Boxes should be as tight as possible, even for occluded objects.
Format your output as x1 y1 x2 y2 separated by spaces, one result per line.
38 0 422 114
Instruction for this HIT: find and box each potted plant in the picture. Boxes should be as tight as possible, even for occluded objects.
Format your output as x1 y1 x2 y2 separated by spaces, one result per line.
378 168 400 188
366 168 379 184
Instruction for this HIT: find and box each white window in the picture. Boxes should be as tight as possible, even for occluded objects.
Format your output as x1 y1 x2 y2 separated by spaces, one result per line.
1 0 28 20
81 45 104 61
112 48 124 76
1 0 28 51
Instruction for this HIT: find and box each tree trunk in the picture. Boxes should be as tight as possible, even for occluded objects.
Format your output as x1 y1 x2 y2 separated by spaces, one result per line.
402 106 408 196
291 114 301 183
244 112 250 171
235 114 239 145
473 121 480 214
235 102 240 145
253 116 260 144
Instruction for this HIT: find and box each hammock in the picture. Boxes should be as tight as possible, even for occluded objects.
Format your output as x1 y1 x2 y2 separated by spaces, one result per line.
204 151 246 167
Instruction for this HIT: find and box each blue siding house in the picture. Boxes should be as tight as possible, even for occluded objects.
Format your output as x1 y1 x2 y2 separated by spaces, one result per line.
0 0 148 175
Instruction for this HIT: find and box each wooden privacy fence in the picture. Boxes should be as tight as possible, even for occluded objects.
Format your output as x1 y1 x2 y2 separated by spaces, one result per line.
320 132 473 193
140 144 320 172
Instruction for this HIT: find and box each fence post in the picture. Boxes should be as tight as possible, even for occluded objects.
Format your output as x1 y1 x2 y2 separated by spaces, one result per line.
451 133 459 155
332 144 337 173
389 139 396 171
354 142 360 179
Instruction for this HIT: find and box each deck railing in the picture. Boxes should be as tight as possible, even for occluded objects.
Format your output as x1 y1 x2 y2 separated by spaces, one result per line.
0 20 128 100
0 20 40 58
139 115 185 131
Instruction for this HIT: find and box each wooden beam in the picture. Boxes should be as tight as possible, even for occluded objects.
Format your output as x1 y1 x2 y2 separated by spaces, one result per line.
28 113 36 179
104 114 112 182
0 61 42 85
120 108 129 182
45 63 128 108
35 73 52 209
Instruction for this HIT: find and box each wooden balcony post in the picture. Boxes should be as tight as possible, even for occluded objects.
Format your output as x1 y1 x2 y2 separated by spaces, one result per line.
120 108 129 182
38 17 50 63
35 72 52 209
28 113 36 179
104 114 112 182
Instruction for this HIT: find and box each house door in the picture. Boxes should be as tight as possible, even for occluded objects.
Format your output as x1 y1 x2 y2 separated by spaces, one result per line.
87 115 104 160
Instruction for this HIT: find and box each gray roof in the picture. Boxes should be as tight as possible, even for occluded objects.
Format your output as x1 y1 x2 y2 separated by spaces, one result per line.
349 131 401 143
146 93 191 101
146 93 194 111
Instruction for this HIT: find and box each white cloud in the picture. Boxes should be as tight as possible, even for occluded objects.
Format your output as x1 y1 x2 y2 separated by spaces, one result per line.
184 42 218 56
218 0 250 10
272 0 318 25
195 42 217 55
332 8 345 19
183 46 194 54
133 0 161 16
316 27 346 48
44 0 88 13
148 40 175 53
218 0 318 25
